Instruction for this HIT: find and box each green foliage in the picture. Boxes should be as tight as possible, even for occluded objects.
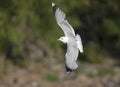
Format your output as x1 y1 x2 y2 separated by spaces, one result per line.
97 67 116 77
83 42 108 63
0 0 120 67
44 72 59 82
103 19 120 36
75 66 82 75
87 67 116 78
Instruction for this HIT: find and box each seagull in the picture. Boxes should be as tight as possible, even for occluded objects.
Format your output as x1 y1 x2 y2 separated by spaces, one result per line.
52 2 83 73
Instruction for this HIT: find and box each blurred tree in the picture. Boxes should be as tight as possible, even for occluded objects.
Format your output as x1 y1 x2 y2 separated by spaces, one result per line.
0 0 120 67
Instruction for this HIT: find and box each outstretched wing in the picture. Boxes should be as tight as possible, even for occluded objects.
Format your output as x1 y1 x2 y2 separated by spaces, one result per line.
76 34 83 53
65 42 79 69
65 42 79 62
52 2 75 37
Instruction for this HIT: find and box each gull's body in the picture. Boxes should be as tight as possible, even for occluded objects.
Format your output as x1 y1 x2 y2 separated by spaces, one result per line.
52 2 83 73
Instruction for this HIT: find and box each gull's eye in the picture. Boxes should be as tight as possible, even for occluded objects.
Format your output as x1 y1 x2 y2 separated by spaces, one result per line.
61 38 63 40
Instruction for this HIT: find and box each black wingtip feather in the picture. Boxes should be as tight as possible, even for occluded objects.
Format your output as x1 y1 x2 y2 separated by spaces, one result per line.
65 64 74 73
52 2 58 15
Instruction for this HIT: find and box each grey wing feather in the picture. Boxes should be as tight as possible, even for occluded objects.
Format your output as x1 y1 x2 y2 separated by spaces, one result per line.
52 3 75 36
65 42 79 69
65 43 79 62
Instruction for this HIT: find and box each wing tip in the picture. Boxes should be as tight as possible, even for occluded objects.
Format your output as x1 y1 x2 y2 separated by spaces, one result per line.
52 2 58 14
65 64 73 73
52 2 55 7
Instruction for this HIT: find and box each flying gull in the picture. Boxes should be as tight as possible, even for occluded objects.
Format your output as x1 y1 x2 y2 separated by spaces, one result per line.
52 2 83 73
